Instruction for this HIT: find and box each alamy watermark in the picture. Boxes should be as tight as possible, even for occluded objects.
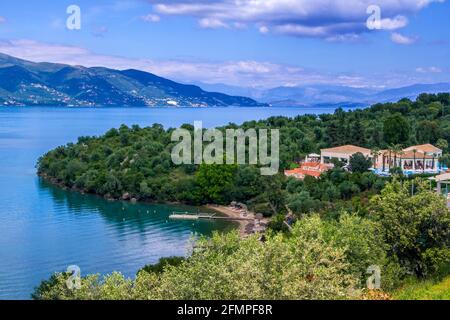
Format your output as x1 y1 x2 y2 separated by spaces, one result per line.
366 265 381 290
366 5 382 30
171 121 279 175
66 5 81 30
66 265 81 290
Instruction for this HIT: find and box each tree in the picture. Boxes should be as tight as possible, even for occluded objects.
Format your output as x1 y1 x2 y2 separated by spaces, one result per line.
33 218 362 300
195 163 236 204
369 179 450 277
324 212 387 284
436 139 448 153
416 120 441 144
412 148 418 171
383 114 410 145
391 144 403 169
349 152 372 173
339 180 360 199
139 257 185 275
256 174 287 216
287 191 321 215
351 119 366 146
371 148 381 169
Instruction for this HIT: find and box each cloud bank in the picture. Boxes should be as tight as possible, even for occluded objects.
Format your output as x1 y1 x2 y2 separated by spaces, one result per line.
0 39 448 89
150 0 443 40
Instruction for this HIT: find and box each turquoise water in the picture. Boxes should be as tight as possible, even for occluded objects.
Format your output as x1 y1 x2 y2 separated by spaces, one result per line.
0 106 348 299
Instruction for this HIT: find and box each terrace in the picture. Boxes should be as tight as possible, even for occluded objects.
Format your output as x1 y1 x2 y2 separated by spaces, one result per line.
373 144 443 175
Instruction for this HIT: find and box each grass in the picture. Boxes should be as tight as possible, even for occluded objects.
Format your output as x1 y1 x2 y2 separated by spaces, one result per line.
393 276 450 300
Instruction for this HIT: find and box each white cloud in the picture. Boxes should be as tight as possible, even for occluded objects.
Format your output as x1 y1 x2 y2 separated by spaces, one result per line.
0 39 447 89
259 26 269 34
416 66 442 73
325 33 361 43
429 66 443 73
379 15 408 30
141 14 161 23
151 0 444 38
391 32 417 45
0 16 6 24
198 18 228 29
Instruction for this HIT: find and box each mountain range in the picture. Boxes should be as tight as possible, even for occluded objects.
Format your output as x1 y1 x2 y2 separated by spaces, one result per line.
197 82 450 107
0 53 264 107
0 52 449 108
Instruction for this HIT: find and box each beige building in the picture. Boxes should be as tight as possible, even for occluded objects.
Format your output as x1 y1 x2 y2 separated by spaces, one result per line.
319 143 444 175
320 145 372 165
374 144 442 174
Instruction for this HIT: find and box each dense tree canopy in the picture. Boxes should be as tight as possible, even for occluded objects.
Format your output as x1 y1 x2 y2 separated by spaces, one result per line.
349 152 373 173
37 93 450 213
369 179 450 277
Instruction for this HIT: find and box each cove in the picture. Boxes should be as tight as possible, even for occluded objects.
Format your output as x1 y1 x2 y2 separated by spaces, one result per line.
0 105 352 299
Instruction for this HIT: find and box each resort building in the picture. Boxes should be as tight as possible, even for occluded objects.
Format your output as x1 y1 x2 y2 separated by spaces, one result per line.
430 172 450 208
434 173 450 197
317 143 444 175
374 144 443 174
284 162 333 180
320 145 372 165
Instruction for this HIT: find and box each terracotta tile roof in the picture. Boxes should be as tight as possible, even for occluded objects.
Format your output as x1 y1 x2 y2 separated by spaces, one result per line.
284 162 332 179
321 145 371 155
379 144 441 158
403 144 442 154
435 173 450 182
285 168 321 178
301 162 332 170
401 151 435 159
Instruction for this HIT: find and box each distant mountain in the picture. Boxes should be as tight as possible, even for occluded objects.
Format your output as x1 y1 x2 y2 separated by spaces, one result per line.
372 83 450 102
0 53 265 107
197 82 450 107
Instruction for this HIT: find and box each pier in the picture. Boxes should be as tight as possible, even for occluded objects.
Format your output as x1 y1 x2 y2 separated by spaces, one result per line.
169 211 254 221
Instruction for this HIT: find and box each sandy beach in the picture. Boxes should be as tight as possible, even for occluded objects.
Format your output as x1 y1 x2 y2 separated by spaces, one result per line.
206 204 269 237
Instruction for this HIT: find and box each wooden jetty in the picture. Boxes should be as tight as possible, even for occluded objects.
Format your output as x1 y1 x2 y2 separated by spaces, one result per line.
169 211 253 221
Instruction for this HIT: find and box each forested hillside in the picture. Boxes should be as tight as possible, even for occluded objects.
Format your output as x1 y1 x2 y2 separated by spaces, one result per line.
34 93 450 300
37 93 450 216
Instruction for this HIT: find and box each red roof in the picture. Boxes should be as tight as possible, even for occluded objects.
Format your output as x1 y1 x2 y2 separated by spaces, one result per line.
285 162 332 179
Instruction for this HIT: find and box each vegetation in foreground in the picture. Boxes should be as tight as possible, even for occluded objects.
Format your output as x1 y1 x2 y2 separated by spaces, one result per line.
33 179 450 300
393 276 450 300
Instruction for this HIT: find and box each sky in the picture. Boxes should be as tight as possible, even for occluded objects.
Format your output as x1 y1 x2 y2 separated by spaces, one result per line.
0 0 449 89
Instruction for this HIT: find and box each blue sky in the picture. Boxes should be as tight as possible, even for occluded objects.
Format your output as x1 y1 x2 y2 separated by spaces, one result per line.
0 0 449 89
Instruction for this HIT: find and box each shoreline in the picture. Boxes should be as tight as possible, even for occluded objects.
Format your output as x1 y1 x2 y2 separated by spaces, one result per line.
38 174 268 237
206 204 269 238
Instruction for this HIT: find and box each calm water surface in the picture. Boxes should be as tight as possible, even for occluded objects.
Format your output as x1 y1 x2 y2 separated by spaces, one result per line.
0 106 352 299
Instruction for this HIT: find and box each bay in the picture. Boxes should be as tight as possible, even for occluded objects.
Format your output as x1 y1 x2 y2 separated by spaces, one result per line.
0 106 354 299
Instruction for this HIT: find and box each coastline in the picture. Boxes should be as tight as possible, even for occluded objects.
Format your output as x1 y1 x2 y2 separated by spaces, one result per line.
38 174 268 237
206 204 269 238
